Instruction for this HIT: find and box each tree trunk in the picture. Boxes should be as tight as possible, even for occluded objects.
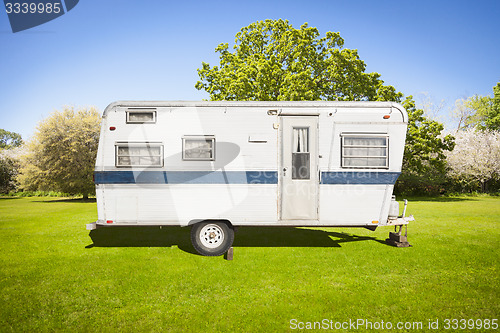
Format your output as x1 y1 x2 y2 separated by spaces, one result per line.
83 193 89 200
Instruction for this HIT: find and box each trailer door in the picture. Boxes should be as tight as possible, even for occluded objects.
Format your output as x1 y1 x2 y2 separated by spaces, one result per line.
279 116 319 220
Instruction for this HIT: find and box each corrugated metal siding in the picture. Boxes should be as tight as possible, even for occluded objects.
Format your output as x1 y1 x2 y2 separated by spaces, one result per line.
95 101 408 226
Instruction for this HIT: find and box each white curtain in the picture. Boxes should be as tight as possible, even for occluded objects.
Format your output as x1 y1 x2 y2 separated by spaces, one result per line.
343 136 387 167
344 147 386 157
293 128 309 153
117 145 162 166
344 137 386 146
184 139 213 159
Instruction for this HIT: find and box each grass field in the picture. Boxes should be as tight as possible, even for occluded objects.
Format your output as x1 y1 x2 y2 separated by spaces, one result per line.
0 196 498 332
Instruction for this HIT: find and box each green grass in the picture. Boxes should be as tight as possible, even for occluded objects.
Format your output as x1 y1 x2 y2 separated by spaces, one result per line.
5 190 74 197
0 196 498 332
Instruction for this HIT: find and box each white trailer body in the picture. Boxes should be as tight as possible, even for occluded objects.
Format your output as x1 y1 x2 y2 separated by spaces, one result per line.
90 101 412 255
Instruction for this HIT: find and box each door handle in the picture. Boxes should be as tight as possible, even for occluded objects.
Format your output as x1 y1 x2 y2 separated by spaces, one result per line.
283 167 287 176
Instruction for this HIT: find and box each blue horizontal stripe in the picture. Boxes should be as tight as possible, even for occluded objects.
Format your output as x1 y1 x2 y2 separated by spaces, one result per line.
95 171 400 185
320 171 400 185
94 171 278 185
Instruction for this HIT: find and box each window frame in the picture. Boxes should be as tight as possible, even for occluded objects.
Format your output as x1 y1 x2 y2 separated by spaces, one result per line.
292 127 311 180
341 133 389 169
182 135 216 161
115 142 164 168
125 109 157 124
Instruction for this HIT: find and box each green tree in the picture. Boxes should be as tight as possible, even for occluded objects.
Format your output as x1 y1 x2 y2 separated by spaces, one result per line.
452 82 500 131
196 19 402 102
488 82 500 130
18 107 101 199
0 153 19 193
0 129 23 193
197 19 454 194
396 97 455 194
0 129 23 149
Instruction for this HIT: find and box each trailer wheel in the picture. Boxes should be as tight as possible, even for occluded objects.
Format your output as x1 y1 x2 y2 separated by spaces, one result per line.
191 221 234 256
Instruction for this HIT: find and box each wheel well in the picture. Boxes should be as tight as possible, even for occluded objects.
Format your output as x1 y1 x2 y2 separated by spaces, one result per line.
188 219 233 228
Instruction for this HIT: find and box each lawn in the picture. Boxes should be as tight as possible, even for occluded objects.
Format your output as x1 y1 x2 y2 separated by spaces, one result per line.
0 196 498 332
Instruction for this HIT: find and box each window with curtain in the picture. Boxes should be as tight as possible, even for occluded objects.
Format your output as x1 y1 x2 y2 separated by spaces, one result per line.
292 127 310 179
341 135 388 168
115 143 163 167
182 136 215 161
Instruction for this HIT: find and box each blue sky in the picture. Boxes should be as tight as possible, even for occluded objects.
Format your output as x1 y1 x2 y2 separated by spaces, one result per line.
1 0 499 139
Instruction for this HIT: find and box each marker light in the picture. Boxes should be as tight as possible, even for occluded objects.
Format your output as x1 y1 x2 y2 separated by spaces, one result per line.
383 115 391 119
106 220 113 224
109 126 116 131
372 220 379 224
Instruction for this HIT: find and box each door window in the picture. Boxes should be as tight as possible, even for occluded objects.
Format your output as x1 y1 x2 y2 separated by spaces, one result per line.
292 127 310 179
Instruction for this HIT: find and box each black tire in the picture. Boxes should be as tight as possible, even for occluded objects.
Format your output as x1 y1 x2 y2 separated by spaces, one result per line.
191 221 234 256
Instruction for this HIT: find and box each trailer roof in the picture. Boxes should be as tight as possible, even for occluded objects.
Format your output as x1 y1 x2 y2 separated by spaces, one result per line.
104 100 407 122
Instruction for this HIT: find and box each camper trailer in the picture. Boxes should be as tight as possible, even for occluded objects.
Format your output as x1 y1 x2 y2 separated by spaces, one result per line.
87 101 414 256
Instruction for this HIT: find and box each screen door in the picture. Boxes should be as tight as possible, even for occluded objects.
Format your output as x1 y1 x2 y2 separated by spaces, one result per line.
279 116 318 220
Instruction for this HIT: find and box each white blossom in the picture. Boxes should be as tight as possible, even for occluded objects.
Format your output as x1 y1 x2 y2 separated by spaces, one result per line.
446 129 500 189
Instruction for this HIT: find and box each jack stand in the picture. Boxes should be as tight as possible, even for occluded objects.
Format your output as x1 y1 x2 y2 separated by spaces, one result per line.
386 224 411 247
224 247 234 260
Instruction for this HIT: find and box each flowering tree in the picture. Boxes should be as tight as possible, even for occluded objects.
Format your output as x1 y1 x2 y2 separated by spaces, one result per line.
446 129 500 192
17 107 101 199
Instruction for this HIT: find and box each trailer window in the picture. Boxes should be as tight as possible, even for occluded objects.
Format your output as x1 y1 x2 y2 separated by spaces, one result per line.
115 143 163 167
126 110 156 123
341 135 388 168
292 127 310 179
182 136 215 161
